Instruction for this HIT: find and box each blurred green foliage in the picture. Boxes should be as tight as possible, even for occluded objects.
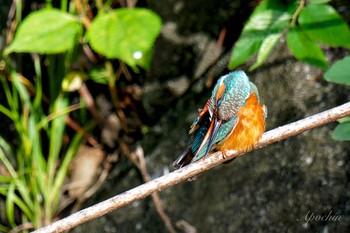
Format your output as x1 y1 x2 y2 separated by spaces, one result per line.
0 1 162 232
5 7 161 71
229 0 350 70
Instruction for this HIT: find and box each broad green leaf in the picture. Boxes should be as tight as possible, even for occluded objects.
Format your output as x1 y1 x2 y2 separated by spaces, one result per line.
324 56 350 85
229 36 263 70
229 8 290 70
287 27 328 69
307 0 331 4
87 8 162 71
250 33 282 70
332 122 350 141
299 5 350 49
5 9 82 54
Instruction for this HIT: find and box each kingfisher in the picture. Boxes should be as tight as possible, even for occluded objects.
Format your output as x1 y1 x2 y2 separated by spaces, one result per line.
173 71 266 168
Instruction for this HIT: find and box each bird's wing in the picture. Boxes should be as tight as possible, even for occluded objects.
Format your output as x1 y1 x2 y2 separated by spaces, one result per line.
189 97 212 134
191 116 239 162
215 116 239 145
173 98 212 168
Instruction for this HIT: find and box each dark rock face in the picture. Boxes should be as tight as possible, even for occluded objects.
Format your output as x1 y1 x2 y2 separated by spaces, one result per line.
73 1 350 233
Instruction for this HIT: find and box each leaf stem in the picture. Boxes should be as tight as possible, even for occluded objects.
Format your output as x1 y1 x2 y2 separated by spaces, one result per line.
290 0 305 27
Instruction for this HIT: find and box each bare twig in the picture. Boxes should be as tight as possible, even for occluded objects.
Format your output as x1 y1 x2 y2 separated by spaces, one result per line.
135 148 177 233
65 116 99 147
32 102 350 233
120 142 176 233
79 84 104 126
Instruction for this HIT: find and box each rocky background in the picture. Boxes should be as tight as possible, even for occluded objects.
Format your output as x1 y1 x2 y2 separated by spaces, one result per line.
70 0 350 233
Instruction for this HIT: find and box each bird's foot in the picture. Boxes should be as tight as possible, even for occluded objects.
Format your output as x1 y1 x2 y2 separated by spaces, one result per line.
222 150 228 160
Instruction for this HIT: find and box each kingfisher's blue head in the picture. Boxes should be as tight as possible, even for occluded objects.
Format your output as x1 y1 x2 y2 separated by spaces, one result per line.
209 71 251 121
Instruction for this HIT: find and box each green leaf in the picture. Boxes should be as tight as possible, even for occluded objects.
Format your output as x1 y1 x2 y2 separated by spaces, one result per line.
250 33 282 70
229 36 263 70
287 27 328 68
5 9 82 55
0 225 9 232
0 138 17 178
253 0 298 14
337 116 350 123
307 0 331 4
87 8 162 71
0 175 12 183
11 193 34 222
51 122 87 212
332 122 350 141
229 8 290 70
299 5 350 49
6 182 16 227
324 56 350 85
11 71 32 108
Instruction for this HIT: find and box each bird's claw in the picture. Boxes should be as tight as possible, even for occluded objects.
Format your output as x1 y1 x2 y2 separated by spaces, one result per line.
222 150 228 160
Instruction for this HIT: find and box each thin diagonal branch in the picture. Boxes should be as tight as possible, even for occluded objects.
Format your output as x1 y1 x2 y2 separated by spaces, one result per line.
33 101 350 233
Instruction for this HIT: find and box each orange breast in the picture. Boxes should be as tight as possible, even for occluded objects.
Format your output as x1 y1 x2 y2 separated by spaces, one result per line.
216 93 265 152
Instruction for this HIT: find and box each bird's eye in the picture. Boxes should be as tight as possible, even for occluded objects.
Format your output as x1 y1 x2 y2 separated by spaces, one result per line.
217 98 222 106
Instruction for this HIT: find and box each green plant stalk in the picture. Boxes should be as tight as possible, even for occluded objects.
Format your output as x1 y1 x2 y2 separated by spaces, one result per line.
16 78 45 228
51 130 84 215
0 75 18 121
46 95 68 221
36 104 81 130
0 189 34 223
46 100 67 180
32 55 43 110
290 0 305 27
45 0 52 8
0 142 17 178
6 182 16 227
28 115 48 227
1 70 51 228
2 12 87 226
0 224 9 232
15 0 23 23
46 53 69 221
60 0 68 12
106 61 120 108
0 76 36 214
47 55 65 101
11 72 33 155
